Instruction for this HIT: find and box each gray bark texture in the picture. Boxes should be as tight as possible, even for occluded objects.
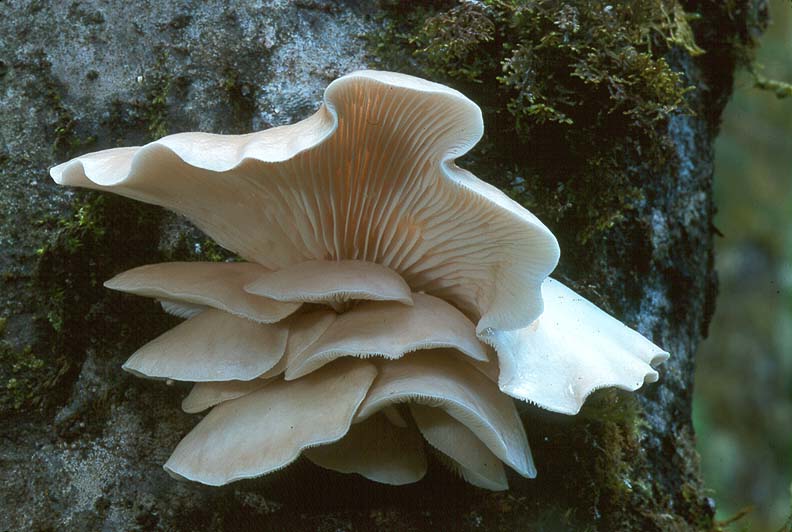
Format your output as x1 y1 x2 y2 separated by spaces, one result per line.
0 1 765 530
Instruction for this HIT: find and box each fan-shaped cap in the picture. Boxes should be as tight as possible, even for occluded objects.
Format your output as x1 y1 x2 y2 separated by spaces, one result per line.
164 358 377 485
259 309 338 380
123 309 288 382
356 351 534 478
244 259 413 306
50 70 559 335
410 404 509 491
284 293 488 380
105 262 300 323
181 379 271 414
304 413 427 485
481 278 670 414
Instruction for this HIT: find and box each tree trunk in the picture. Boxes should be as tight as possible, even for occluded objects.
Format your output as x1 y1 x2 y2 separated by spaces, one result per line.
0 1 765 530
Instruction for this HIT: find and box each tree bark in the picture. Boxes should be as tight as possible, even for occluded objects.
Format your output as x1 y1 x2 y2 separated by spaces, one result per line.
0 1 765 530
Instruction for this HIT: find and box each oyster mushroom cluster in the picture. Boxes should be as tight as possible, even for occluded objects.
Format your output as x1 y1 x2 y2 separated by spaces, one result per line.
50 70 668 490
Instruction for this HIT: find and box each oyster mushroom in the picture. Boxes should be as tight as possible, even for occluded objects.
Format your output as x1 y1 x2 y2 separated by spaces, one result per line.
303 412 428 486
482 277 670 414
50 70 560 334
104 261 300 323
283 292 488 380
244 259 414 310
121 309 289 381
49 69 668 490
164 358 377 486
171 350 530 489
355 352 535 483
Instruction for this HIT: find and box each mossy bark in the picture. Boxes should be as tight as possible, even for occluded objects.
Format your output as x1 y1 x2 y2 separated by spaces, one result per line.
0 1 765 530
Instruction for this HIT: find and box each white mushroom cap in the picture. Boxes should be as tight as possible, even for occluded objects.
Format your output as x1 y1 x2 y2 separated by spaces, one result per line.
174 310 340 415
356 351 535 478
244 259 413 306
284 293 488 380
164 358 377 485
410 404 509 491
105 262 300 323
181 379 271 414
259 309 338 380
122 309 288 382
481 277 670 415
303 412 427 486
50 70 559 335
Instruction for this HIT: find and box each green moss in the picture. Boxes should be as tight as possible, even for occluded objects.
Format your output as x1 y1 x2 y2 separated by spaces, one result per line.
199 239 236 262
36 193 163 333
164 231 239 263
369 0 700 245
409 2 500 82
551 391 646 526
0 317 65 415
221 68 256 132
751 69 792 99
97 53 175 143
32 192 167 414
143 57 173 140
0 344 51 413
26 51 97 158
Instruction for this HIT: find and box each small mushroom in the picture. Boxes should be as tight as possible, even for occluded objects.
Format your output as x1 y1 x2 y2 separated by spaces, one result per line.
244 259 414 311
356 351 535 480
410 404 508 491
122 309 288 382
105 261 300 323
164 358 377 486
284 293 488 380
181 379 271 414
303 412 428 486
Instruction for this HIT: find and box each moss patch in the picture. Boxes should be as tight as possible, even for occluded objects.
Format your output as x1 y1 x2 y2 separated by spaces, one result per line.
221 67 257 133
102 53 186 146
369 0 699 245
32 192 166 415
141 55 174 141
0 340 64 415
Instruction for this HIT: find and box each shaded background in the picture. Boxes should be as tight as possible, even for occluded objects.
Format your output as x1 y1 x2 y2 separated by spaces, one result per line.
693 0 792 529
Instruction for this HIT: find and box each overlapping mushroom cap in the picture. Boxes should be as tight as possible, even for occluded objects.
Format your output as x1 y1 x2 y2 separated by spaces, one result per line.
50 70 668 489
